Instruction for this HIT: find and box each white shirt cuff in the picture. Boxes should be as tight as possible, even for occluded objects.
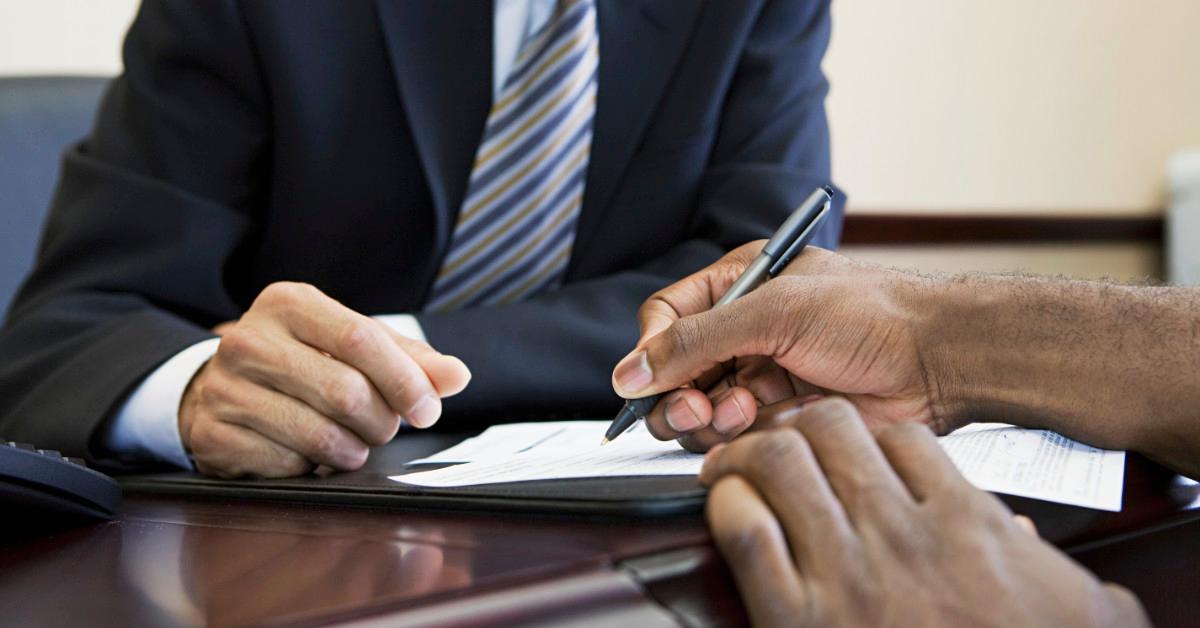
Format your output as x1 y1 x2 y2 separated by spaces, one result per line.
103 337 220 469
375 313 427 343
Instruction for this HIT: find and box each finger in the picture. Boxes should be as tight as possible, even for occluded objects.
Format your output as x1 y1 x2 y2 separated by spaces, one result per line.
708 387 757 435
636 242 765 343
731 356 804 407
644 389 713 440
207 371 371 471
701 429 855 568
745 395 826 434
382 329 472 398
707 476 811 628
786 398 915 522
679 426 741 453
643 386 758 443
666 388 755 452
613 287 789 398
675 389 796 453
190 420 314 479
218 326 400 446
874 422 971 502
261 283 444 427
1013 514 1038 537
696 357 798 415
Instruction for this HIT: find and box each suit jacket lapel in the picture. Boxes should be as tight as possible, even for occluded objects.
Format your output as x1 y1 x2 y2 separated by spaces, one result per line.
374 0 493 263
573 0 704 269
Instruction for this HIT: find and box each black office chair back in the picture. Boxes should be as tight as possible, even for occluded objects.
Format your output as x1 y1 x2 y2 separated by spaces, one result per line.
0 76 109 321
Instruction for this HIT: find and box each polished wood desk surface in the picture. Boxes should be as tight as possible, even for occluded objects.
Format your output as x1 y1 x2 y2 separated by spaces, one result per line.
1 449 1197 627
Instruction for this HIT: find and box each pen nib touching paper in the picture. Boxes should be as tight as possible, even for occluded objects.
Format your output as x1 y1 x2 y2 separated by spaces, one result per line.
393 421 702 488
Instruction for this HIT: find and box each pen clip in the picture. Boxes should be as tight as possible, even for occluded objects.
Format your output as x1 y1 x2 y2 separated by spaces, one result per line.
768 198 832 277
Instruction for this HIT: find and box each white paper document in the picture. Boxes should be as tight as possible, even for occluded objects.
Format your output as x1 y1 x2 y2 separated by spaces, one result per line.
393 420 1126 511
938 423 1125 512
409 421 623 465
393 421 702 488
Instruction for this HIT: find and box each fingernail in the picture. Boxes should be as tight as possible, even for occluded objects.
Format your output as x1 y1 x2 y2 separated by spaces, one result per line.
614 350 653 395
713 392 751 434
665 395 702 432
407 394 440 428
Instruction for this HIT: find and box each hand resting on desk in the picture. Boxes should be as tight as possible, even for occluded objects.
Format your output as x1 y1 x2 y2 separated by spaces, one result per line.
700 397 1147 627
180 282 470 478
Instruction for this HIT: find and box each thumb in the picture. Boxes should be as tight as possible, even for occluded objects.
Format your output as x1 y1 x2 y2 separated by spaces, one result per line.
381 326 473 398
612 291 788 398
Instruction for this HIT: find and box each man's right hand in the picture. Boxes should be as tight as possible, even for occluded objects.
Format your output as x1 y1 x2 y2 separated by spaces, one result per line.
612 242 948 451
179 282 471 478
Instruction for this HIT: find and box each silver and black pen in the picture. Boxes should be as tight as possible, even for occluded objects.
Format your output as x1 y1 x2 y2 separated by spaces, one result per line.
602 185 835 445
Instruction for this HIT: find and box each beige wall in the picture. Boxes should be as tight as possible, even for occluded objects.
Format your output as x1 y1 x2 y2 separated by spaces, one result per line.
3 0 1195 279
0 0 137 77
842 243 1162 283
825 0 1200 215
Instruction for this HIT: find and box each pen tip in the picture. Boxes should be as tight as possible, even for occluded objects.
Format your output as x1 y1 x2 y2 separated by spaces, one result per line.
600 437 610 446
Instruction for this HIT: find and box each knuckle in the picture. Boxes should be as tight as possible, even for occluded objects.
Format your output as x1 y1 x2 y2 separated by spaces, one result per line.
1101 583 1145 620
304 424 344 461
796 397 861 436
336 319 375 355
639 292 667 322
193 378 225 407
187 420 218 458
216 327 262 362
797 401 850 437
811 396 858 419
259 281 304 307
324 372 372 418
744 430 807 477
280 452 313 477
194 368 242 408
960 487 1012 527
712 511 777 560
364 415 401 447
389 367 431 406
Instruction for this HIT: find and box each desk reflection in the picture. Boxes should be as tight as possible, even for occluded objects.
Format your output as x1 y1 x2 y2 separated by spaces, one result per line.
122 519 471 626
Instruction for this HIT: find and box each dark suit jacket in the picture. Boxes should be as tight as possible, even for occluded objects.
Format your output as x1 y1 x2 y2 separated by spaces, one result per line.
0 0 843 462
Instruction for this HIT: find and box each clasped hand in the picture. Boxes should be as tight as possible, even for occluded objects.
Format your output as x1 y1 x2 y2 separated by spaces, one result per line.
180 282 470 478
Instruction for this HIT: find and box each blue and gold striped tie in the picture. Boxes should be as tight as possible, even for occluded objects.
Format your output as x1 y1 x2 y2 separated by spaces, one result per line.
425 0 598 312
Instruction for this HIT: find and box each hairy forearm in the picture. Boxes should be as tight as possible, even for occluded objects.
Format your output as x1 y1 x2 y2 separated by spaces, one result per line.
922 274 1200 477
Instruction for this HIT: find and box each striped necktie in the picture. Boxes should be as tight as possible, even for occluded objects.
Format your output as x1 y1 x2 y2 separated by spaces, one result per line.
425 0 598 313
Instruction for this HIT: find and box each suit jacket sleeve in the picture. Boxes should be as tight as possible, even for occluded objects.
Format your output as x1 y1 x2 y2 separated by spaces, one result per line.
0 0 263 461
419 0 845 426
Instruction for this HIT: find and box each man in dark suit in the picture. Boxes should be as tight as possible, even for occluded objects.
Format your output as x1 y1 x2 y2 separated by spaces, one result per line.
0 0 842 477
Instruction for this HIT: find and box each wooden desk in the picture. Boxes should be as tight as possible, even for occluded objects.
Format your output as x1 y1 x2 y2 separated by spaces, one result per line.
1 452 1196 627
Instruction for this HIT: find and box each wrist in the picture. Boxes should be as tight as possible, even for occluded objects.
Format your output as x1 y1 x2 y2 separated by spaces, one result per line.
904 274 972 434
914 274 1068 432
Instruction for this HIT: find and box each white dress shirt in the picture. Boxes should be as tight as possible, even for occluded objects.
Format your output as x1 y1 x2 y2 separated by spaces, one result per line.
103 0 558 468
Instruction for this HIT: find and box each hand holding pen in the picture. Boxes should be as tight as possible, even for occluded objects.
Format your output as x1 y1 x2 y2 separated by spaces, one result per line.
605 187 834 448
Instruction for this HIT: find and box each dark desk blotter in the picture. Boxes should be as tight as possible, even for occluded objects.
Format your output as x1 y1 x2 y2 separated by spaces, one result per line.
118 431 706 517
